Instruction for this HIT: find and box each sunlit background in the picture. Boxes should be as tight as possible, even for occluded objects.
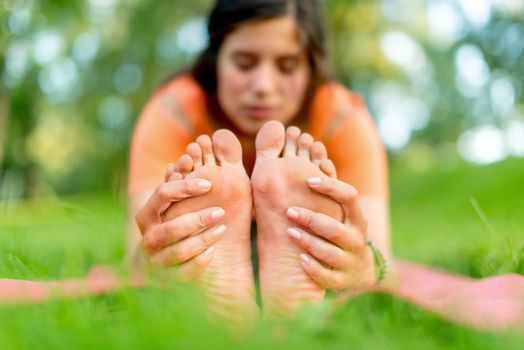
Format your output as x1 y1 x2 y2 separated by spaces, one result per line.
1 0 523 199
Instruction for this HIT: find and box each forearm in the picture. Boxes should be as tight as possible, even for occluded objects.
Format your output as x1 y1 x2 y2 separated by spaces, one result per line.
359 196 397 287
127 192 154 272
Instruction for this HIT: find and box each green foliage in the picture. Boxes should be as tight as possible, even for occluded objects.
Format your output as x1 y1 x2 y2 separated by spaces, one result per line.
2 0 523 197
2 0 213 196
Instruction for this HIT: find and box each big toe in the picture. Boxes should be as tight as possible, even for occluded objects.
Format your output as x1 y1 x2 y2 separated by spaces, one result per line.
212 129 243 165
255 121 285 161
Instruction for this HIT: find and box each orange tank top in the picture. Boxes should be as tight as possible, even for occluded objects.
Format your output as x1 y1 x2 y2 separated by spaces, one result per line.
128 75 388 197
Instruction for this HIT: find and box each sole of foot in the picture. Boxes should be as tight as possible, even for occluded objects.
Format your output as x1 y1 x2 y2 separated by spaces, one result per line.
252 121 343 317
163 129 258 326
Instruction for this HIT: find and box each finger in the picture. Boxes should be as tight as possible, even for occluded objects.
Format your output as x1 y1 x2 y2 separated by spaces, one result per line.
287 227 349 269
186 142 203 169
142 206 225 254
196 134 216 166
297 133 314 159
310 141 327 167
284 126 300 157
319 159 337 178
151 224 226 266
173 247 215 282
135 179 213 230
306 177 367 233
164 162 176 182
287 207 365 252
299 253 346 290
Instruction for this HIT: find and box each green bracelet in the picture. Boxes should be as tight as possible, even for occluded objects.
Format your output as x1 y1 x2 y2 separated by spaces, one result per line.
367 241 387 284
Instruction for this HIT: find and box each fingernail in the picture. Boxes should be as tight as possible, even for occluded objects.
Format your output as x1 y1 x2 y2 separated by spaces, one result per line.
307 177 321 185
287 208 300 219
212 225 226 236
199 180 212 190
300 254 310 264
204 246 215 256
211 208 225 219
287 228 302 240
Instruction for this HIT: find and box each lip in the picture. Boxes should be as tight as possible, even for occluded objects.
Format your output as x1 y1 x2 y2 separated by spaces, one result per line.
244 105 277 119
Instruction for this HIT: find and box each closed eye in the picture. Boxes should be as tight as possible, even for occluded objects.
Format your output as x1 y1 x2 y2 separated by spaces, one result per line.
232 52 258 71
277 56 300 74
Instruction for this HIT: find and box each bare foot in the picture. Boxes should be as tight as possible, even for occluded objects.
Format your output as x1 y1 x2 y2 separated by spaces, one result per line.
163 130 258 323
252 121 343 317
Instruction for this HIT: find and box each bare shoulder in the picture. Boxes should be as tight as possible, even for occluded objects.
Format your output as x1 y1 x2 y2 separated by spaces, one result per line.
151 75 206 134
320 82 367 139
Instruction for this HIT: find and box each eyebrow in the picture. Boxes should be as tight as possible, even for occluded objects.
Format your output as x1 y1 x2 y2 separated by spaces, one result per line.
231 49 303 59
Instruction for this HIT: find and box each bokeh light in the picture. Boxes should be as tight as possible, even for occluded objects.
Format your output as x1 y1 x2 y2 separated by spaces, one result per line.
457 125 508 164
1 0 523 197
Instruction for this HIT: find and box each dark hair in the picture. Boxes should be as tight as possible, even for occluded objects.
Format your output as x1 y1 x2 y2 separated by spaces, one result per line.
190 0 331 129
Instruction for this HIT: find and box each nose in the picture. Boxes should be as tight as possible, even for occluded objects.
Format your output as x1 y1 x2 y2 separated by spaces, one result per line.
251 62 276 97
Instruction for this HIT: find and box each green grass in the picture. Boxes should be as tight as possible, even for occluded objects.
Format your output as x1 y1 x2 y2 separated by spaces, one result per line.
391 157 524 277
0 158 523 349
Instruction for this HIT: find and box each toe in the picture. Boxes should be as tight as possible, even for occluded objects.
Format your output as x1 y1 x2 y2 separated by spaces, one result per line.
310 141 327 166
186 142 203 169
284 126 300 157
168 172 184 182
297 133 314 159
164 162 176 182
176 154 194 176
196 135 217 166
255 121 285 161
212 129 243 166
320 159 337 178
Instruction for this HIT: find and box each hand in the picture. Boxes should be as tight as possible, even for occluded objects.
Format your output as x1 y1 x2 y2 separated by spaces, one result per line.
286 175 376 291
135 164 226 281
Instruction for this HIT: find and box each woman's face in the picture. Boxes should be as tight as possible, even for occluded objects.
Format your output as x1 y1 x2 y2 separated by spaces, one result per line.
217 16 310 136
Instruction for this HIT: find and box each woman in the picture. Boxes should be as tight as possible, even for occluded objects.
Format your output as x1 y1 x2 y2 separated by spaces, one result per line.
1 0 522 333
128 0 391 319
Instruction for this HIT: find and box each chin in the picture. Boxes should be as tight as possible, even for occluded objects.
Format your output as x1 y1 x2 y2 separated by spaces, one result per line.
239 124 262 137
231 119 266 137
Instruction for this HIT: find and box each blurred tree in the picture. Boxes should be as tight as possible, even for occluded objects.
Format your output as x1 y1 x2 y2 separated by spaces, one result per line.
1 0 523 197
1 4 9 172
327 0 523 167
2 0 210 197
0 77 7 174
